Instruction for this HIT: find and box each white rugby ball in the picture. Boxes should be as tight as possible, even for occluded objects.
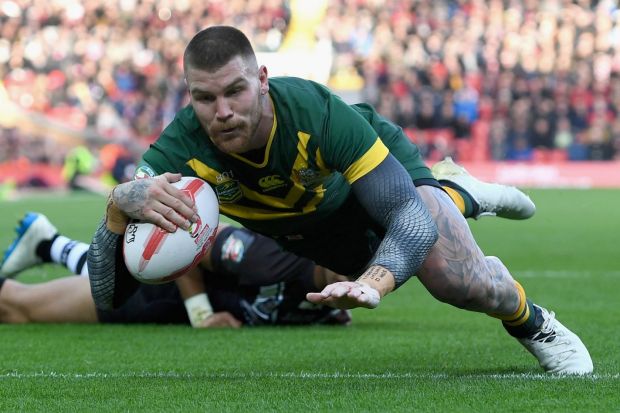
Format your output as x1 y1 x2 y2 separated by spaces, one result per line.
123 176 219 284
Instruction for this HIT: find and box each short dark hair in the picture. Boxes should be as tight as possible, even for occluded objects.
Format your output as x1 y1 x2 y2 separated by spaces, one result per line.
184 26 256 72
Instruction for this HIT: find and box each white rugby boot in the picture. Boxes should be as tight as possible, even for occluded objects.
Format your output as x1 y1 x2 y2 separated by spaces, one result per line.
431 157 536 219
0 212 57 277
517 306 593 375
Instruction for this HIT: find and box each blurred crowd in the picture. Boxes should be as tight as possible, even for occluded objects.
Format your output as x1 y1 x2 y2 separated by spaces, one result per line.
321 0 620 161
0 0 289 138
0 0 290 188
1 0 619 191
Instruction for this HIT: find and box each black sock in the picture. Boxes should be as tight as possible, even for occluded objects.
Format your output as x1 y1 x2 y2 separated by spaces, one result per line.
503 300 545 338
36 234 59 263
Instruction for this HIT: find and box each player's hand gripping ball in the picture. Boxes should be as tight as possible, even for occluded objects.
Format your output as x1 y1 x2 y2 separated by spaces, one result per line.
123 177 219 284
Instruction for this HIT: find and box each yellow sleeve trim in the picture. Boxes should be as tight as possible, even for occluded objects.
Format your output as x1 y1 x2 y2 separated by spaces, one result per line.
442 186 466 215
343 138 390 184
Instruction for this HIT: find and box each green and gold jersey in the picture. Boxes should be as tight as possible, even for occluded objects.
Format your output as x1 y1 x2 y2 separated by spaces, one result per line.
138 77 430 236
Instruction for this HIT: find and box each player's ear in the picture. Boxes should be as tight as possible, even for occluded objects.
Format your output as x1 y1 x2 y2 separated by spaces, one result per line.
258 65 269 95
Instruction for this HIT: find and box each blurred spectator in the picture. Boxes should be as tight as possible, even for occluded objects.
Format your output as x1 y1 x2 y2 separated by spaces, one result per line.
506 136 534 161
611 118 620 159
531 117 555 149
587 121 614 160
568 131 590 161
488 118 509 160
62 143 102 193
554 117 575 150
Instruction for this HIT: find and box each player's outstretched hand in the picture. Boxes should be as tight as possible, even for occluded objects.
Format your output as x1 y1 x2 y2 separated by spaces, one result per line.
197 312 242 328
306 281 381 309
112 172 199 232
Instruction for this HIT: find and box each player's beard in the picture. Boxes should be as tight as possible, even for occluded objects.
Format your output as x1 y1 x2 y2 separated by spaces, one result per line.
207 95 264 154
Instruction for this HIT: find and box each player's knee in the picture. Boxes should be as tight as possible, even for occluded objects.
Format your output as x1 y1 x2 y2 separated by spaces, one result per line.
0 281 32 323
485 255 503 267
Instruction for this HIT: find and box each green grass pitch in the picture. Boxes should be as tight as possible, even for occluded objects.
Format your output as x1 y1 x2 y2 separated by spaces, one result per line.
0 189 618 411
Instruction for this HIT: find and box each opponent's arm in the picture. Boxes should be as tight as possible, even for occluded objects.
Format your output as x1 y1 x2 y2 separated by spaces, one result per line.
175 269 242 328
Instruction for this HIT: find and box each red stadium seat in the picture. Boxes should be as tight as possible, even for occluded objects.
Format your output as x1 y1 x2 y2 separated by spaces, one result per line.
550 149 568 162
532 148 550 162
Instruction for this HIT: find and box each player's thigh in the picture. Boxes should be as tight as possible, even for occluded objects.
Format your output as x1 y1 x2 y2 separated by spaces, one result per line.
415 185 489 300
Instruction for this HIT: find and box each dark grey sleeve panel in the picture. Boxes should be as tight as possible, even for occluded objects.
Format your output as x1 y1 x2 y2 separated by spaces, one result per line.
352 154 438 288
87 219 138 310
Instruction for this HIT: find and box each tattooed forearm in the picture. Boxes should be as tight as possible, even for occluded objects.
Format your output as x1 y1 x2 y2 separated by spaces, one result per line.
357 265 395 297
359 266 391 283
112 179 152 219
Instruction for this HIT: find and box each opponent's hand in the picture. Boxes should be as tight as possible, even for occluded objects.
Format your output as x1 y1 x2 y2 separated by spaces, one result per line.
112 173 198 232
306 281 381 309
195 312 242 328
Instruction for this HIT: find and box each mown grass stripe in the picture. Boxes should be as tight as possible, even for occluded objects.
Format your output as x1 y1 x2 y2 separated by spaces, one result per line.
516 270 620 278
1 371 617 380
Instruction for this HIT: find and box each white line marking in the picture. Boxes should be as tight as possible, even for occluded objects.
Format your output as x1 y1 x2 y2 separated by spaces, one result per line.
0 371 617 380
515 270 620 278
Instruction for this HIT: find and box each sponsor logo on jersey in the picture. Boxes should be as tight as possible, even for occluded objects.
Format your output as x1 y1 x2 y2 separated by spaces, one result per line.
294 167 321 187
216 170 235 183
221 234 246 263
215 180 242 203
258 175 286 191
134 164 156 179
